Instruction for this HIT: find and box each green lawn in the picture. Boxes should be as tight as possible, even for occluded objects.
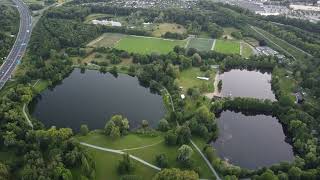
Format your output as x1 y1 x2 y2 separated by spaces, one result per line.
178 67 216 93
273 67 296 101
187 38 214 51
77 130 163 150
241 42 253 58
77 131 214 179
214 39 240 54
83 148 157 180
33 79 49 92
115 36 186 54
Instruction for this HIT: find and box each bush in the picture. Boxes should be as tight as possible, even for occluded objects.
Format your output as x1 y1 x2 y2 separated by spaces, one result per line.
164 130 178 146
158 119 170 132
118 154 135 175
155 154 169 168
80 124 89 136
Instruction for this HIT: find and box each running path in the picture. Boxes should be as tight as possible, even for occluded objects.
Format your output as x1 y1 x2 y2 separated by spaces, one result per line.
80 142 161 171
190 140 221 180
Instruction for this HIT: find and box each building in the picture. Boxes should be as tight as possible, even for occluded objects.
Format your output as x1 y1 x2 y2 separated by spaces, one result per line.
92 20 122 27
289 5 320 11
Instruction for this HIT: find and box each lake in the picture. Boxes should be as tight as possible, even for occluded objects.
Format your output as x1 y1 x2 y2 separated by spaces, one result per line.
219 69 276 100
30 69 166 131
212 110 294 169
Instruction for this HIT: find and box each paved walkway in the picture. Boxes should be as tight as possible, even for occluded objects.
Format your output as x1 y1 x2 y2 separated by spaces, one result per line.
22 79 39 129
191 140 221 180
80 142 161 171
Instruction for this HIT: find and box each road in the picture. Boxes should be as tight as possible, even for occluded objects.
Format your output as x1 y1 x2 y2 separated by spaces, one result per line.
0 0 32 90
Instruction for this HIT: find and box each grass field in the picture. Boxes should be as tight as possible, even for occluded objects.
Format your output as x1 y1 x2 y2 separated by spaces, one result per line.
152 23 186 37
214 39 240 54
115 36 186 54
77 131 214 179
187 38 214 51
241 42 253 58
178 67 216 93
273 67 296 101
83 148 157 180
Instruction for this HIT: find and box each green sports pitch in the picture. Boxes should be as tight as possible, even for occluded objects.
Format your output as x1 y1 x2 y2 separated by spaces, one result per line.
115 35 186 54
214 39 240 54
186 38 215 51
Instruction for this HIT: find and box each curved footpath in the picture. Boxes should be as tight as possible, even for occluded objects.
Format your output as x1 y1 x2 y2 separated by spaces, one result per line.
80 142 161 171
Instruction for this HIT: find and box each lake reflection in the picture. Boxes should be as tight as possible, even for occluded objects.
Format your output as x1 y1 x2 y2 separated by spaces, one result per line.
212 110 294 169
219 69 276 101
30 69 166 131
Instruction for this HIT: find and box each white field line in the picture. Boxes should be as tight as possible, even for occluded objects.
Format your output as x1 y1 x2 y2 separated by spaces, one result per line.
211 39 216 50
240 41 243 55
184 37 192 48
87 35 104 46
80 142 161 171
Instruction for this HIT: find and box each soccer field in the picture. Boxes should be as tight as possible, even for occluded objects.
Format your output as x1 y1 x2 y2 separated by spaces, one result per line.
115 36 186 54
187 38 215 51
214 39 240 54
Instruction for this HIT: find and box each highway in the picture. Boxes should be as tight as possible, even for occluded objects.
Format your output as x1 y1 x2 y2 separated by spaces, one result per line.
0 0 32 90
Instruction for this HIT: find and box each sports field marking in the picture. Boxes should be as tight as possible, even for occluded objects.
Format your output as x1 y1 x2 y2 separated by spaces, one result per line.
211 39 216 50
87 36 104 47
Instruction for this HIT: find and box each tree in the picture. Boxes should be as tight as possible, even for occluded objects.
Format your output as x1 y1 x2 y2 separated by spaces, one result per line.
177 145 193 162
153 168 198 180
158 119 169 132
257 169 278 180
192 53 202 67
141 120 149 129
80 124 89 136
118 154 134 175
165 130 178 146
156 154 169 168
288 166 302 180
176 126 191 145
110 126 121 139
0 163 9 180
105 115 130 136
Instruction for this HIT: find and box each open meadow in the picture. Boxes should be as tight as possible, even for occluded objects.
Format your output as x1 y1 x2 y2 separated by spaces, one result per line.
214 39 240 54
76 131 214 179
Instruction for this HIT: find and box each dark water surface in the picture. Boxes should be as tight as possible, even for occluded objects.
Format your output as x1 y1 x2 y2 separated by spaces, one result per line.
212 110 294 169
219 69 276 100
30 69 166 131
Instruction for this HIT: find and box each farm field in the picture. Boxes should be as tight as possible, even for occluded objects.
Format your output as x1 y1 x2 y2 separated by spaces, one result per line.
115 35 186 54
77 131 213 179
214 39 240 54
187 38 215 51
